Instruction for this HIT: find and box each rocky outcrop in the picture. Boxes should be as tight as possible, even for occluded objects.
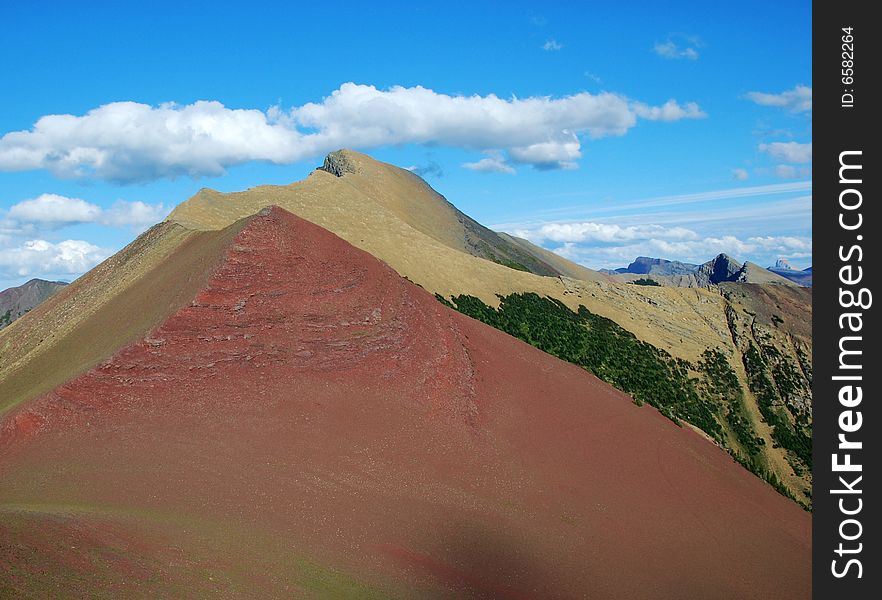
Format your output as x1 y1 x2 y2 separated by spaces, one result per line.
317 149 359 177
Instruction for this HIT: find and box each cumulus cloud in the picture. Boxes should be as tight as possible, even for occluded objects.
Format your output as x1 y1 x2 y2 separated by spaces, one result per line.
759 141 812 164
8 194 101 225
542 39 563 51
0 83 706 181
6 194 164 229
0 239 110 279
732 168 749 181
653 39 699 60
0 101 299 182
745 85 812 113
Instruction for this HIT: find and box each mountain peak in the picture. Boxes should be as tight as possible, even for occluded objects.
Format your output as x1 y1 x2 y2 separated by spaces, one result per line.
698 253 743 284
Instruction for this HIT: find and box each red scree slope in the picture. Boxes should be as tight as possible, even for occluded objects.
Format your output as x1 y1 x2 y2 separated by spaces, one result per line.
0 206 809 599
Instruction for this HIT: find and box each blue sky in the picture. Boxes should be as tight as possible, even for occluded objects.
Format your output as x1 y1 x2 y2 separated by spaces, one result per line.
0 0 812 289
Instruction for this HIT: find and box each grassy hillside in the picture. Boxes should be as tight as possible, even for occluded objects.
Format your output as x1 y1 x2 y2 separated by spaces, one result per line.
439 292 809 508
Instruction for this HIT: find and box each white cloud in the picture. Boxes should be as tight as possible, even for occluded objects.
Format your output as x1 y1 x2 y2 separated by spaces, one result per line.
0 83 706 180
8 194 101 225
6 194 164 229
733 168 749 181
632 100 706 121
0 101 300 182
745 85 812 113
0 239 110 279
507 139 581 170
759 141 812 164
653 40 699 60
542 39 563 51
463 153 516 174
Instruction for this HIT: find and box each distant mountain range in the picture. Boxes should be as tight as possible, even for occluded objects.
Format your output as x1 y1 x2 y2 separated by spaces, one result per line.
605 254 812 287
0 278 67 329
766 259 813 286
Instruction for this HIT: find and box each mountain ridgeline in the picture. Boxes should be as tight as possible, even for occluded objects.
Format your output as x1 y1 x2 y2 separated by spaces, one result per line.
0 150 812 508
609 254 812 288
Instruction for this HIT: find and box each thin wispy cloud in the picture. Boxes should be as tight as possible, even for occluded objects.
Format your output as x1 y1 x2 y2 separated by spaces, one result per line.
732 168 749 181
406 160 444 178
653 36 701 60
0 83 706 182
542 39 563 51
494 194 811 236
745 85 812 113
773 165 811 179
759 141 812 164
632 100 706 121
513 180 812 221
463 152 516 174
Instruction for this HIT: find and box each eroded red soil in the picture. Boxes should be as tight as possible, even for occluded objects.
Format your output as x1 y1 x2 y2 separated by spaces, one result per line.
0 207 810 598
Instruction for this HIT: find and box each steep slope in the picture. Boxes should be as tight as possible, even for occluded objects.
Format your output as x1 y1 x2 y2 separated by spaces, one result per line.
0 207 809 599
0 279 66 329
0 222 243 416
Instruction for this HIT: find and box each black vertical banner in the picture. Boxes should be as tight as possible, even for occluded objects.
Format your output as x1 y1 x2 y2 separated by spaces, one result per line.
813 2 879 598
